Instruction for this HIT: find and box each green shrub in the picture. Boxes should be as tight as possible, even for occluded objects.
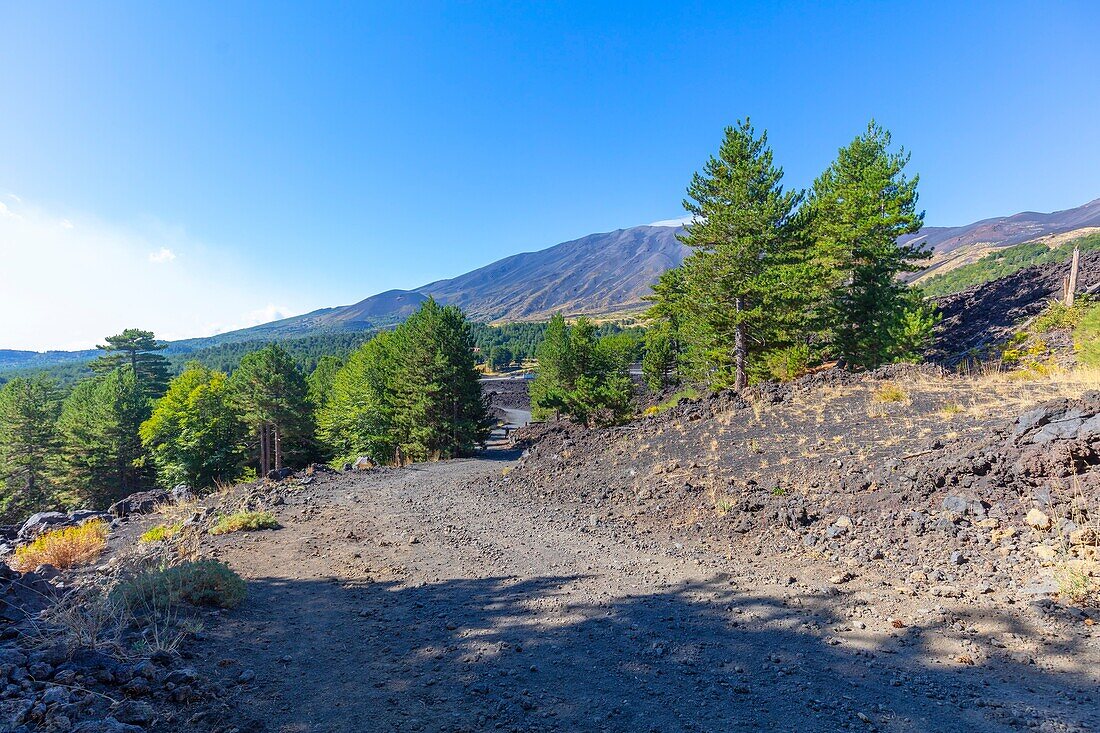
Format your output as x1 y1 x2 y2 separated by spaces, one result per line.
210 510 279 536
115 559 246 611
139 522 184 543
761 344 811 381
1033 301 1087 332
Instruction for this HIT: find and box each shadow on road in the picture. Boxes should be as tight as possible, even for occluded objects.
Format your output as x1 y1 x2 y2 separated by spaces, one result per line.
201 572 1098 733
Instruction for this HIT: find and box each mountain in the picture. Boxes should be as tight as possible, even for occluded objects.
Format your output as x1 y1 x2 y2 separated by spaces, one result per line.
901 198 1100 282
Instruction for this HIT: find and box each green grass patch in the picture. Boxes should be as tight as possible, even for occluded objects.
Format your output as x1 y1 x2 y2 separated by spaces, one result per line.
210 510 279 536
643 387 701 416
139 522 184 543
1075 306 1100 367
920 232 1100 297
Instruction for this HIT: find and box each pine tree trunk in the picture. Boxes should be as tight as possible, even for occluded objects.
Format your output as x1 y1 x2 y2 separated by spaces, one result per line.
274 426 282 471
734 299 748 391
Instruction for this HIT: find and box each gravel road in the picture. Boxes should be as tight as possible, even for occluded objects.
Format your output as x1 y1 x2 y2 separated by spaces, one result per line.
196 454 1099 733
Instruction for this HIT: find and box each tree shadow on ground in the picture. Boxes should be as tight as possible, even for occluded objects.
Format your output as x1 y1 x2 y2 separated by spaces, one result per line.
197 572 1098 733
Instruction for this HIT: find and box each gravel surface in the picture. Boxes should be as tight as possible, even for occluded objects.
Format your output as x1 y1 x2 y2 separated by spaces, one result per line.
183 449 1098 733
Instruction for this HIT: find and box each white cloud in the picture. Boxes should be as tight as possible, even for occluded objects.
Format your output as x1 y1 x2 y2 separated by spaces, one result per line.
647 216 693 227
148 247 176 263
0 196 308 351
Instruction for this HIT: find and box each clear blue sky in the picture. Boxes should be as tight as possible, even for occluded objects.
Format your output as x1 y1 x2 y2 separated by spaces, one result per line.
2 1 1098 349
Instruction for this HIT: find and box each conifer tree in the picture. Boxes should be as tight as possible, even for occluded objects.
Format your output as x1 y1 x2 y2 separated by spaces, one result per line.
307 355 344 410
388 299 488 462
230 344 316 475
0 375 62 521
92 328 171 400
806 121 930 368
57 368 152 506
677 120 805 389
529 314 574 420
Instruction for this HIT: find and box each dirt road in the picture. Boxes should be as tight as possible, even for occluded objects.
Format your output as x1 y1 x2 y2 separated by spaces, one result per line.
195 454 1098 733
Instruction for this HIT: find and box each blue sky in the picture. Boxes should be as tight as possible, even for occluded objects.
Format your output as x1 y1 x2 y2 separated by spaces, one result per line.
2 1 1098 349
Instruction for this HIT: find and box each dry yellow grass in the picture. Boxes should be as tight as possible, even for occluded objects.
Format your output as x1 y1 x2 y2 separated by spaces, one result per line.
10 520 109 572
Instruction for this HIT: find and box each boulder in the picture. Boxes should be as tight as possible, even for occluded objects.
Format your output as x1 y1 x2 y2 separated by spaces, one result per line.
170 483 194 503
353 456 376 471
267 467 294 481
17 512 70 542
109 490 168 518
1025 508 1052 531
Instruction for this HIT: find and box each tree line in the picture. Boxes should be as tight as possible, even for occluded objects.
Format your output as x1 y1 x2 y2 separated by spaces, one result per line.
643 119 937 391
0 300 488 524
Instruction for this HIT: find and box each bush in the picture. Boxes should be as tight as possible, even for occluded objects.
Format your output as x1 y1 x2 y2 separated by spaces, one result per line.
1033 301 1086 332
872 383 908 403
761 344 811 381
139 522 184 543
115 559 246 610
10 520 109 572
210 510 279 536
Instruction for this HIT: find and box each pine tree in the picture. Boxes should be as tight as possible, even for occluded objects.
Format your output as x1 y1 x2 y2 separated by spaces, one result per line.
307 355 344 410
0 375 62 521
529 314 573 420
92 328 171 399
140 364 248 489
677 120 805 389
642 322 679 392
230 344 316 475
389 299 489 462
807 121 929 368
57 368 152 506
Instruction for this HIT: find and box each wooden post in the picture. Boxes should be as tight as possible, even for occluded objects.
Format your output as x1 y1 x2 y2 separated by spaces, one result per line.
1066 245 1081 307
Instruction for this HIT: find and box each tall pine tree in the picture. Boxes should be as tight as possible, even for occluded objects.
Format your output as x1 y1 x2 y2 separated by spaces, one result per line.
0 375 62 521
92 329 171 400
676 120 805 389
806 121 930 368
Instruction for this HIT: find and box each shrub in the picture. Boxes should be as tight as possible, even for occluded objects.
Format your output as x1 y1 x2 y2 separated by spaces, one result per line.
115 559 246 611
761 344 811 381
10 520 109 572
210 510 279 536
1033 301 1086 333
140 522 184 543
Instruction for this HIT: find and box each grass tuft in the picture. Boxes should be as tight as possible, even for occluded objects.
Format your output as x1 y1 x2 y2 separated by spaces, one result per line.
872 383 909 404
115 559 246 610
210 510 279 536
140 522 185 543
10 520 109 572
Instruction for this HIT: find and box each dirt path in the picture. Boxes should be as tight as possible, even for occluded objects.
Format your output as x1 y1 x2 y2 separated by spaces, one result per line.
195 454 1099 733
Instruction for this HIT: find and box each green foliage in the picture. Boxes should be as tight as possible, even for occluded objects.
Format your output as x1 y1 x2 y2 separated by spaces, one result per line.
642 321 680 391
57 368 152 507
1074 305 1100 367
920 232 1100 297
306 355 343 410
530 314 634 426
806 121 928 369
320 299 489 464
674 119 807 390
1033 300 1088 332
230 344 318 473
0 374 62 522
140 364 249 490
642 387 700 417
388 299 491 462
91 329 171 400
115 559 246 610
318 332 398 464
488 345 514 371
887 290 941 363
759 344 812 382
140 521 184 543
210 510 279 535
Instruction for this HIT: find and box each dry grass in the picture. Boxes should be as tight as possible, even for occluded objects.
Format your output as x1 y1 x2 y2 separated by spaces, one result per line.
872 382 909 404
210 510 279 536
10 520 109 572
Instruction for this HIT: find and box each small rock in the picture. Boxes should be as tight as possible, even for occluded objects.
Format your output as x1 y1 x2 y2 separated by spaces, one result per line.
1025 509 1052 531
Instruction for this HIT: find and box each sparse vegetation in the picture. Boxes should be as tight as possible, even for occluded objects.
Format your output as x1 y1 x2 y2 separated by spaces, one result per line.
873 383 909 403
1075 306 1100 368
140 521 185 543
115 558 246 610
210 510 280 535
10 519 109 571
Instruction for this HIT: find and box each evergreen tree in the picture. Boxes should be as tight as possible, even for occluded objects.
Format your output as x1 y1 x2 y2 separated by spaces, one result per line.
318 333 398 464
530 314 634 426
676 120 805 389
806 121 929 368
230 344 316 475
0 375 62 521
57 369 152 506
389 299 489 462
140 364 248 489
92 328 170 399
